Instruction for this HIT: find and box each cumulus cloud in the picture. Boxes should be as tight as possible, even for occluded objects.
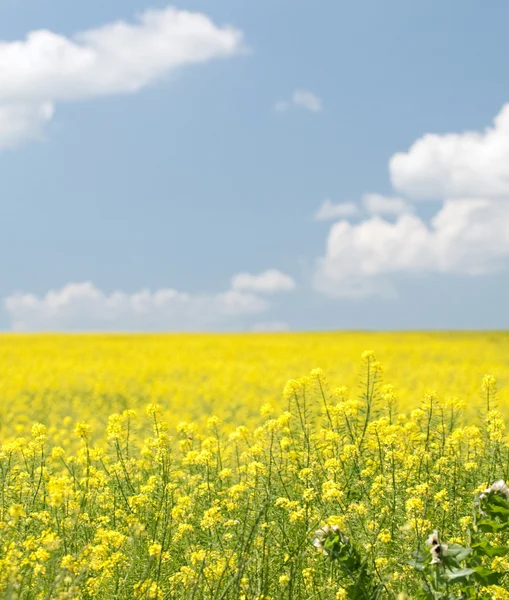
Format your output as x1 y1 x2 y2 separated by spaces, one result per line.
314 199 360 221
292 90 323 112
362 193 412 217
231 269 296 293
0 7 243 148
314 196 410 223
0 102 54 149
4 281 272 332
390 104 509 200
315 200 509 298
314 103 509 298
275 89 323 113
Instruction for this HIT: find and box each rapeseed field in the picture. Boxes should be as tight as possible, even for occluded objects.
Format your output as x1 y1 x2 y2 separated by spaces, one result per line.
1 332 509 599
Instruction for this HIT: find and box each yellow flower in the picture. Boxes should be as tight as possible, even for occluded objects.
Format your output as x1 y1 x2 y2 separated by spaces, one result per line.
148 543 162 557
377 529 392 544
375 557 389 569
482 586 509 600
51 446 65 460
322 480 343 502
74 421 91 440
482 374 497 395
31 422 47 444
201 506 222 530
133 580 163 599
146 403 162 417
260 403 274 417
9 504 25 519
207 415 222 429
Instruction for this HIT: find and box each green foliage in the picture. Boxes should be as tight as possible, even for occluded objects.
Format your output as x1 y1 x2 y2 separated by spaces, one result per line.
314 526 384 599
409 483 509 598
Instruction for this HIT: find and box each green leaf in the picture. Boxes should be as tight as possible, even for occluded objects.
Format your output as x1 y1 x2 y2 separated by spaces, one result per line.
483 494 509 520
408 558 425 572
472 566 502 586
486 493 509 509
472 540 509 557
446 544 472 562
443 567 475 583
486 504 509 518
477 518 509 533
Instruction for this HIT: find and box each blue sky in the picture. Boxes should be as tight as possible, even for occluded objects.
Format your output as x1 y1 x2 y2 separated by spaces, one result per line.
1 0 509 331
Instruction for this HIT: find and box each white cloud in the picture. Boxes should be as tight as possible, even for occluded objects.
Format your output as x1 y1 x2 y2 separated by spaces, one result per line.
292 90 323 113
314 103 509 298
0 7 243 148
251 321 290 332
315 200 509 298
0 102 54 149
5 271 297 331
274 89 323 113
314 199 360 221
390 104 509 200
231 269 295 293
4 281 268 332
362 193 412 216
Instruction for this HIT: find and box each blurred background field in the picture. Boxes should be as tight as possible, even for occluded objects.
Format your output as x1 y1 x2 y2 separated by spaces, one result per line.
1 332 508 439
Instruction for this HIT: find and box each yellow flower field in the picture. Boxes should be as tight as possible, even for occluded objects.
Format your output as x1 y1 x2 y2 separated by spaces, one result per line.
0 332 509 599
1 332 508 438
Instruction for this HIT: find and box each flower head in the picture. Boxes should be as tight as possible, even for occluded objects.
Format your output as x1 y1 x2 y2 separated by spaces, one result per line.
480 479 509 501
74 421 91 441
312 525 348 557
426 529 447 565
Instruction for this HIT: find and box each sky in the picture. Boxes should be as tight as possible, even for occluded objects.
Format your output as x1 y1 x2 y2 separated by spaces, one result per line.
1 0 509 331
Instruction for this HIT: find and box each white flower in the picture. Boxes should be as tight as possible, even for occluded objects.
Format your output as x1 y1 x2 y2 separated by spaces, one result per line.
481 479 509 500
426 529 447 565
425 530 439 547
430 543 448 565
312 524 346 555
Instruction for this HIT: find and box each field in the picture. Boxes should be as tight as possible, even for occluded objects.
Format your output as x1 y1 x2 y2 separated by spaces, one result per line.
2 332 509 436
2 332 509 599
